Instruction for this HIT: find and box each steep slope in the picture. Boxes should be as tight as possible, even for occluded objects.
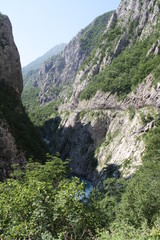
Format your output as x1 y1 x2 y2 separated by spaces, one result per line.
22 43 66 87
36 12 113 104
23 0 160 184
22 43 67 74
55 0 160 181
22 44 67 126
72 0 160 103
22 12 113 124
0 14 45 180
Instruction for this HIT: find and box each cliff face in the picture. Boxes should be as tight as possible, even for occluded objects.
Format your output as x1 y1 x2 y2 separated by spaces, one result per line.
23 0 160 184
35 12 112 104
0 14 44 179
117 0 159 33
0 14 23 179
0 118 25 180
0 14 23 95
37 33 88 104
43 76 159 184
70 0 160 107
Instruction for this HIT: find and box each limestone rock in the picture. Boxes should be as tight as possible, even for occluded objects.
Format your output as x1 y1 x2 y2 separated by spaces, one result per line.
51 74 160 184
0 14 23 95
116 0 159 36
37 32 90 104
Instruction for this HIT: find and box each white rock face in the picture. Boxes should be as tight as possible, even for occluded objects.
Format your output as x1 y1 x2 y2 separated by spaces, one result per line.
96 110 145 178
37 31 90 104
52 76 160 184
117 0 159 32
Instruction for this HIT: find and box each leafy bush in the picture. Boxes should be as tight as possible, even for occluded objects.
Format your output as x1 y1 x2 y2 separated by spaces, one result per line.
0 155 99 239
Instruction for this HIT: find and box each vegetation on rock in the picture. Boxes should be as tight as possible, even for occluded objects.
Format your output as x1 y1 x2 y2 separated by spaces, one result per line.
80 32 160 100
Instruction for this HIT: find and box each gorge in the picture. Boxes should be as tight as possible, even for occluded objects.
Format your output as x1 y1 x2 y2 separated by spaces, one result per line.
23 0 160 186
0 0 160 239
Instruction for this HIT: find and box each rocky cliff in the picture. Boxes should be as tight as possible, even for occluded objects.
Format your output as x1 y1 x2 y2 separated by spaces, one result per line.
70 0 160 107
0 14 45 180
117 0 159 34
0 14 23 95
23 0 160 185
35 12 113 104
42 76 159 185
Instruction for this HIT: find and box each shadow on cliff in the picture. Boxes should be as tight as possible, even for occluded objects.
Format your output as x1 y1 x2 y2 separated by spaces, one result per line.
41 115 121 183
96 164 121 187
0 85 46 163
41 115 98 180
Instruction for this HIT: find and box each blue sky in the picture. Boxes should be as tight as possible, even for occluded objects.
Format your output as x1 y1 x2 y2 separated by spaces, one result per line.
0 0 120 66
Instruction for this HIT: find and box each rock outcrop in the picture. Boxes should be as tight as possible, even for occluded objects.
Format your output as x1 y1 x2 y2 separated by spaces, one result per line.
117 0 159 37
0 14 44 179
37 33 88 104
0 14 24 179
0 14 23 95
75 74 160 111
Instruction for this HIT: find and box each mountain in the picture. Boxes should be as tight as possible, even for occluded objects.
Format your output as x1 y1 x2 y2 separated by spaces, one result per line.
22 43 66 88
0 13 45 180
22 43 66 74
22 12 113 122
22 0 160 185
36 12 113 104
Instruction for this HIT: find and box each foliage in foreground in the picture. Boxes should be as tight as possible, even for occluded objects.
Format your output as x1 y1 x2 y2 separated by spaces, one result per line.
1 121 160 239
0 155 99 239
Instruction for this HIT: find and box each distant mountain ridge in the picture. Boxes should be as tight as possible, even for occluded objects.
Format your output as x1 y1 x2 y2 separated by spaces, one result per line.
22 43 67 74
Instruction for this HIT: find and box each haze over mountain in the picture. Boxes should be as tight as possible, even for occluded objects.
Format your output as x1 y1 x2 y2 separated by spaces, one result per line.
22 43 67 74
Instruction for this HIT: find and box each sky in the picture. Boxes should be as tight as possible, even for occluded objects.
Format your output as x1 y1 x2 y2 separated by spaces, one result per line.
0 0 120 67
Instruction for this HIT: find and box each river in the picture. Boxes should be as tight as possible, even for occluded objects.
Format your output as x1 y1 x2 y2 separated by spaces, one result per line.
70 173 93 198
79 176 93 198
